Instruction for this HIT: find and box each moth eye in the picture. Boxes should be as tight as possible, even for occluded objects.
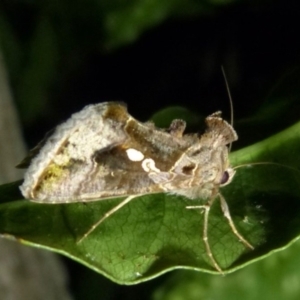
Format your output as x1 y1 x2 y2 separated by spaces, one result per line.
220 171 229 184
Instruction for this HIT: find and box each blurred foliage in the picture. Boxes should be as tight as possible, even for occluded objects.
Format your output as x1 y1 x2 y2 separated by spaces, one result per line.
153 237 300 300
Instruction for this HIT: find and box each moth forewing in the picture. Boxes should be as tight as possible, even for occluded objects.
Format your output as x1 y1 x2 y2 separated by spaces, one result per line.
19 102 253 273
20 102 198 202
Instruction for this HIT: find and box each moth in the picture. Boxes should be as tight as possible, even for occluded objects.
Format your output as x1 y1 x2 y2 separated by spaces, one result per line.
18 101 253 272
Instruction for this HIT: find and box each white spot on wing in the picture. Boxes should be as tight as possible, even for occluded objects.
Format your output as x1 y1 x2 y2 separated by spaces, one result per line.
126 148 144 161
142 158 161 173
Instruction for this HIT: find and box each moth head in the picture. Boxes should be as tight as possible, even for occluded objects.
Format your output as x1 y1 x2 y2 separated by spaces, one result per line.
219 167 235 187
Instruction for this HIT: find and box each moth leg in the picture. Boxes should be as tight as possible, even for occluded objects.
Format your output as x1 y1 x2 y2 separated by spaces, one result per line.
78 195 139 243
218 193 254 250
186 199 223 273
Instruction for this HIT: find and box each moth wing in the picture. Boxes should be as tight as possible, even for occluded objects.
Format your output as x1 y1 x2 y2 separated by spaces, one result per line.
16 128 55 169
20 102 193 203
20 102 132 202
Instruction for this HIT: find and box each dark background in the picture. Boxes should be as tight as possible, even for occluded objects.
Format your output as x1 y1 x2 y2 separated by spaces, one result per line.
1 0 300 299
2 1 300 146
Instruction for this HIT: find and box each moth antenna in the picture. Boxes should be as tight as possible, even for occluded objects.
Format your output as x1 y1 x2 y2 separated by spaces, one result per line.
221 66 234 128
233 161 300 174
221 66 234 152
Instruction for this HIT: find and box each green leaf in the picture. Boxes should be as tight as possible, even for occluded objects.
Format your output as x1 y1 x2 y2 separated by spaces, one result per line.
0 118 300 284
153 238 300 300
